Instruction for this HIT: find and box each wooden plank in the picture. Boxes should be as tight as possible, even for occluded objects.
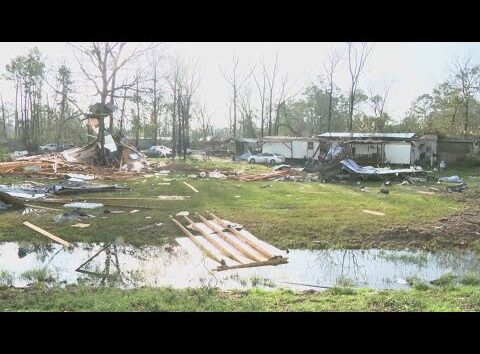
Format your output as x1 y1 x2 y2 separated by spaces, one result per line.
24 204 63 212
22 221 73 248
183 215 244 264
195 212 264 262
169 216 223 265
215 257 288 271
183 181 199 193
208 211 275 259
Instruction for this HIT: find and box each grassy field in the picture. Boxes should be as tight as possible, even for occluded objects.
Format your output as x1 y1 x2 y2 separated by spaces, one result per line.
1 158 479 251
1 275 479 311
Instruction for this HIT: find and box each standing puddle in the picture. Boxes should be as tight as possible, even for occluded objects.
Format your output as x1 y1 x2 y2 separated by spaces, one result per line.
0 242 479 290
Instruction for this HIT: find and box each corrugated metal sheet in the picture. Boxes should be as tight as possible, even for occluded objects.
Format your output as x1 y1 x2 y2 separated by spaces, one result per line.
317 132 416 139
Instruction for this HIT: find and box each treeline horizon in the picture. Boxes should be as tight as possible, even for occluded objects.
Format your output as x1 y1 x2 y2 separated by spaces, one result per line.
0 42 479 154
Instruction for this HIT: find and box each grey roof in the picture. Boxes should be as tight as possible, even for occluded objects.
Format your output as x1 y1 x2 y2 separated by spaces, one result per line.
317 132 416 139
261 136 318 142
224 137 258 143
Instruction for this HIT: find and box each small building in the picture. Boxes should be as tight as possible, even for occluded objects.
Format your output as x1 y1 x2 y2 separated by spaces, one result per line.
436 136 480 163
259 136 321 161
224 137 259 156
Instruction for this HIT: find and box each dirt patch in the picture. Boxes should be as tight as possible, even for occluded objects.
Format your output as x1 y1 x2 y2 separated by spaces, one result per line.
378 206 480 248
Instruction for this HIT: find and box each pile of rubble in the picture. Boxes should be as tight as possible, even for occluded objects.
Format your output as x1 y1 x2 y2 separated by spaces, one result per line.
0 116 157 180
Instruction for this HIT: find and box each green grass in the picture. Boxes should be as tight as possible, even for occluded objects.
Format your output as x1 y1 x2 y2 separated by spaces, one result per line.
0 158 476 251
1 283 479 312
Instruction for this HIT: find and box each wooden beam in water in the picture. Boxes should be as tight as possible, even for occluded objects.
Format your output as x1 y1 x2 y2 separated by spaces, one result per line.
170 215 223 265
207 211 275 260
195 212 263 263
183 215 244 264
215 257 288 271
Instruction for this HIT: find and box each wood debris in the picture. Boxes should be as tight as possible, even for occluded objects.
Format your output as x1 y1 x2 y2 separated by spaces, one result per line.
171 211 288 271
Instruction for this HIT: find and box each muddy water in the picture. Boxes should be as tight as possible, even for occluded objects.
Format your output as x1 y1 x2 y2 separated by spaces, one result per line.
0 242 479 290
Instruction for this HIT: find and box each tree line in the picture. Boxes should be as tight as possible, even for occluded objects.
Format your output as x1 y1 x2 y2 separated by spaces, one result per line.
1 42 479 158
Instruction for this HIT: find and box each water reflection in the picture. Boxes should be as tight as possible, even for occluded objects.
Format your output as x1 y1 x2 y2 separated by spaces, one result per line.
0 242 479 290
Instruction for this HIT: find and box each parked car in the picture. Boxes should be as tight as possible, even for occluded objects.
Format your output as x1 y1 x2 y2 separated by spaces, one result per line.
143 145 172 158
39 143 60 153
60 144 76 151
249 152 286 164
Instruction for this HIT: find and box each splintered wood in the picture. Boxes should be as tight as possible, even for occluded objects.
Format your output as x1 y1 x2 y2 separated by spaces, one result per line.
171 211 288 271
231 169 305 181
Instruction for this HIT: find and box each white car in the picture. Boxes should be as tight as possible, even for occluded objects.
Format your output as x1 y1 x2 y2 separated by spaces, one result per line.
143 145 172 158
249 152 286 165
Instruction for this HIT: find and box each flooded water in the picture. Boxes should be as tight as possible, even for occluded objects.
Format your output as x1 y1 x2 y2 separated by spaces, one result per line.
0 241 479 290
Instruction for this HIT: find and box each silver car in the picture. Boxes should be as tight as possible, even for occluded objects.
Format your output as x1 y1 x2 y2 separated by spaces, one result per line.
249 152 286 164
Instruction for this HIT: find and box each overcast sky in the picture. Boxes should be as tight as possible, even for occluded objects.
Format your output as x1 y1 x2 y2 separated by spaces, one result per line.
0 42 478 129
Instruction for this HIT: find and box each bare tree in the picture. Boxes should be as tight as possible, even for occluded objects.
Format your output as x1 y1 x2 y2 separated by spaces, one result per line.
367 79 394 132
70 42 148 164
195 104 215 156
0 95 7 139
253 57 268 137
449 53 480 134
221 54 255 138
323 48 342 133
346 42 374 132
238 83 256 138
147 45 165 145
266 53 279 135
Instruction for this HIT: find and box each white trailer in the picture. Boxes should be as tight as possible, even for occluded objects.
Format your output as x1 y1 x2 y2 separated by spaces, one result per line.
260 137 320 160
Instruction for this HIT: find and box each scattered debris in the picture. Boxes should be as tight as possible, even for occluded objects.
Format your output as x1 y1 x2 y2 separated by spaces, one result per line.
71 223 90 228
54 210 93 223
130 209 140 214
104 210 125 214
183 181 199 193
176 211 189 216
23 221 73 248
362 210 385 216
439 175 463 183
379 188 390 194
171 211 288 271
157 195 190 200
446 183 467 193
418 191 435 195
63 202 104 209
340 159 423 177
